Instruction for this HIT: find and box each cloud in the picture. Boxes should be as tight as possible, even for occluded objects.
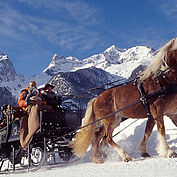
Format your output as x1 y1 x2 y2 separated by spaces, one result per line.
112 26 171 50
14 0 99 25
160 0 177 20
0 1 102 54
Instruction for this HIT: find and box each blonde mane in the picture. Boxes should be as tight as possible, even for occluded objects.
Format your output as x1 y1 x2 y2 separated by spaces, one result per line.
140 37 177 81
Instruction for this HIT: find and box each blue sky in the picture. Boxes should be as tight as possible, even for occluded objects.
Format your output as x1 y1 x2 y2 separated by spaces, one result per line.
0 0 177 76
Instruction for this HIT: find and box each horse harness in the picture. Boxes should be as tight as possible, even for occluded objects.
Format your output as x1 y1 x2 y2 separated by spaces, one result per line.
137 67 177 120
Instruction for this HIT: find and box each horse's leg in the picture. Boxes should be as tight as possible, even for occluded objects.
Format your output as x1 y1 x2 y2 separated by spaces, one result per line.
99 138 110 159
138 118 155 157
153 108 177 158
104 120 132 162
91 126 105 164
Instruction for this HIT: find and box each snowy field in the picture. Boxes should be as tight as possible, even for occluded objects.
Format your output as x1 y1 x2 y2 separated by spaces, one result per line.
3 117 177 177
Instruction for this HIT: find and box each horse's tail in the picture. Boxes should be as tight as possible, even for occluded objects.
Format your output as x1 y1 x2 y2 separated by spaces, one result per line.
70 98 96 158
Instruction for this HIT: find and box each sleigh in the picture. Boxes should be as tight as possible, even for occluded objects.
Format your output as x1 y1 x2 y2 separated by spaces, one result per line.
0 104 82 171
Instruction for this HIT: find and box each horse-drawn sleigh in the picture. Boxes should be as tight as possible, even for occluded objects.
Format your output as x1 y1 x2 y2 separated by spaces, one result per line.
1 37 177 172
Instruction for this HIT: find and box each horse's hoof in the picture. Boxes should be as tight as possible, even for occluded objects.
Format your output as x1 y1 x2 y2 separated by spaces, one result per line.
96 160 104 164
141 152 151 158
93 159 104 164
123 157 132 162
169 152 177 158
92 157 104 164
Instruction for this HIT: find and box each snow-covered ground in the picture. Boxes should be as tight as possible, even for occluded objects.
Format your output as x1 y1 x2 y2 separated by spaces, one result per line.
4 117 177 177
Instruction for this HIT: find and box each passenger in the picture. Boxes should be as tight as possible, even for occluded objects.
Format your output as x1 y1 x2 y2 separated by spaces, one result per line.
41 84 62 111
18 81 46 150
18 81 39 111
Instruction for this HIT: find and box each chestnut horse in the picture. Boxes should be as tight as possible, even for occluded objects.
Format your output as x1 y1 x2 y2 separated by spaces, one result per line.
70 37 177 163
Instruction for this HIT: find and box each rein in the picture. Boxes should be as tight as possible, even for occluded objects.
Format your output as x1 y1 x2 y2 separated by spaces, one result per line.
54 99 142 141
62 77 135 99
54 65 177 141
56 67 177 140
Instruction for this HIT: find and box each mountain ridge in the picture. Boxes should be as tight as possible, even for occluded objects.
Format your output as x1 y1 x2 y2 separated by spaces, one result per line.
44 45 154 78
0 44 154 108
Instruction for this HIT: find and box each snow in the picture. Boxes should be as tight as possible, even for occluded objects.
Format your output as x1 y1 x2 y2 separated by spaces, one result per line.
4 117 177 177
44 45 154 78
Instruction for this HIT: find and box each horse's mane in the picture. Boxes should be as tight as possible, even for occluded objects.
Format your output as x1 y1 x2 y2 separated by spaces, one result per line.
140 37 177 81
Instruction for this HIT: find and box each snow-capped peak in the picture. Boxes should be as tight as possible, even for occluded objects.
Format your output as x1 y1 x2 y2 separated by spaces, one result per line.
0 52 17 82
104 44 126 53
0 51 8 61
43 54 81 76
43 45 154 79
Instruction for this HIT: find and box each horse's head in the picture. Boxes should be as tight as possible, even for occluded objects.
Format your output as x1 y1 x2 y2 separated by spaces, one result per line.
159 38 177 84
140 37 177 82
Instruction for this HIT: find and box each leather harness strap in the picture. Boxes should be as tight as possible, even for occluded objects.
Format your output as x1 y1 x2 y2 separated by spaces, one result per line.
137 82 154 120
137 71 177 120
137 66 177 120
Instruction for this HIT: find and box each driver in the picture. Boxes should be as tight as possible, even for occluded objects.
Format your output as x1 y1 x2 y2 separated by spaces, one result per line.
41 83 62 111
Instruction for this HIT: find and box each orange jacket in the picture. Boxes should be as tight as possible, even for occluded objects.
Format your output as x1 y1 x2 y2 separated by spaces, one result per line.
18 87 29 110
18 87 47 111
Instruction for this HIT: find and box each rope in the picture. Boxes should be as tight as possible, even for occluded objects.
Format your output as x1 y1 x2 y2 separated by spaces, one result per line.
69 66 177 99
62 77 136 99
112 119 138 138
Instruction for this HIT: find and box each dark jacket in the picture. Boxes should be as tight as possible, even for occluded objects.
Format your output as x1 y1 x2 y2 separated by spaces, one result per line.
41 90 62 110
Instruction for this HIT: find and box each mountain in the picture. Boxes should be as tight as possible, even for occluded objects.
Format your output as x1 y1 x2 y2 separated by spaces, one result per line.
0 51 17 82
49 67 122 112
0 45 154 112
0 51 30 98
0 87 17 106
43 54 82 76
44 45 154 78
42 45 154 111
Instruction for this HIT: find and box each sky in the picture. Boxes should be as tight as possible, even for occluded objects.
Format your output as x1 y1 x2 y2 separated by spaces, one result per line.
0 0 177 76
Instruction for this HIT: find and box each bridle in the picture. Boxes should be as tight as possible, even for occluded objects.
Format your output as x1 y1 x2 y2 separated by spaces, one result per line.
137 66 177 120
158 48 177 86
